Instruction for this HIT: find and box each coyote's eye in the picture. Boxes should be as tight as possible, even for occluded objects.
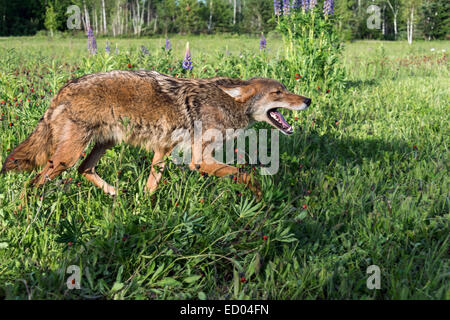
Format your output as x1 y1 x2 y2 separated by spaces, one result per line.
274 90 282 95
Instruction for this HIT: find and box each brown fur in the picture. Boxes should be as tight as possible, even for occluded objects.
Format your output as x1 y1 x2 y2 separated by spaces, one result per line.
1 70 310 198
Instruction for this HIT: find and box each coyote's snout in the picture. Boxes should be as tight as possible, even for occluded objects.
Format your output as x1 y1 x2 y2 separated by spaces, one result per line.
1 71 311 199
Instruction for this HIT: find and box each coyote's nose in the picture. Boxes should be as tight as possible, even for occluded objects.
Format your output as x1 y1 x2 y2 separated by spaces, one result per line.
304 98 312 106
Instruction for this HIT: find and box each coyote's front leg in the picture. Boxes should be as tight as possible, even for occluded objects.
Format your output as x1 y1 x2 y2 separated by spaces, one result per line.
189 158 262 201
145 147 172 194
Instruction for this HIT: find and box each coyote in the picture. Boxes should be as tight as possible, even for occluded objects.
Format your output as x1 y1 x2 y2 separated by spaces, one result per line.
1 70 311 198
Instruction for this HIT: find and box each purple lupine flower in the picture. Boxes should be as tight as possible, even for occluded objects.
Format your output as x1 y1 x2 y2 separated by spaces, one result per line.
182 42 193 71
141 45 150 55
293 0 301 9
309 0 317 10
274 0 282 16
87 27 97 55
283 0 290 15
105 41 110 55
323 0 334 16
165 38 171 51
301 0 310 11
260 34 267 50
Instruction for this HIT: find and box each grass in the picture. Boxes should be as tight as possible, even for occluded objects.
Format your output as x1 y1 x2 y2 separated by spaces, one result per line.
0 35 448 300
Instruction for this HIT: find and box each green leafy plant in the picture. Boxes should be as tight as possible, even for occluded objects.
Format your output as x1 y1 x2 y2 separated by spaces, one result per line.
275 5 346 90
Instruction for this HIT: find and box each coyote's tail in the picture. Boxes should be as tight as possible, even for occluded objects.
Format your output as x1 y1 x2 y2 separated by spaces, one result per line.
1 118 53 173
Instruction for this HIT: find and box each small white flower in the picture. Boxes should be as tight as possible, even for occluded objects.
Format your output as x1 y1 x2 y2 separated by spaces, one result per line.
430 48 435 52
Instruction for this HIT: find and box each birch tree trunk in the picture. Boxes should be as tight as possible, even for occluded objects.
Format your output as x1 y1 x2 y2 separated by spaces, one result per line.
125 3 128 35
83 1 91 31
94 8 98 34
407 7 414 45
147 0 151 27
233 0 237 25
102 0 107 34
208 0 213 33
386 0 398 40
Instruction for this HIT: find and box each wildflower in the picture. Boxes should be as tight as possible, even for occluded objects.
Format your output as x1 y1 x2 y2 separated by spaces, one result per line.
263 235 268 240
301 0 310 11
87 27 97 55
303 204 308 209
293 0 301 9
165 38 171 51
182 42 193 71
105 41 111 55
141 45 150 55
274 0 282 16
0 100 4 104
413 145 418 150
309 0 317 10
323 0 334 16
295 73 301 79
260 33 267 50
128 64 132 68
68 241 73 246
283 0 291 15
240 277 246 283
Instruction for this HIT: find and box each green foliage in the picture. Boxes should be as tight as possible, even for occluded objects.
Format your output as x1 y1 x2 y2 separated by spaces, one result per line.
44 5 59 37
276 7 346 90
419 0 450 40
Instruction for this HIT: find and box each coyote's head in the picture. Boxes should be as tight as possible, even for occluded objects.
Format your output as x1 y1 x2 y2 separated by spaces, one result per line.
219 78 311 135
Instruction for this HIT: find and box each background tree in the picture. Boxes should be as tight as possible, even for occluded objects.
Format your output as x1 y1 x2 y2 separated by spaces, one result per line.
44 4 59 37
419 0 450 40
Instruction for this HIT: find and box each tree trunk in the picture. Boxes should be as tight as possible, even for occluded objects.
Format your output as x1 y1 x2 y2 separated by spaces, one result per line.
233 0 237 25
94 8 98 34
102 0 107 34
386 1 398 40
208 0 213 33
125 3 128 35
407 7 414 45
83 1 91 31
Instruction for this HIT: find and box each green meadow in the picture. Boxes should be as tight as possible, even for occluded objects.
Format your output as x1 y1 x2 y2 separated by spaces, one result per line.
0 35 448 299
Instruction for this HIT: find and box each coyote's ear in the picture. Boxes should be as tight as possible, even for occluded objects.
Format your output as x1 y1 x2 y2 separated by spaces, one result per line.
218 85 256 103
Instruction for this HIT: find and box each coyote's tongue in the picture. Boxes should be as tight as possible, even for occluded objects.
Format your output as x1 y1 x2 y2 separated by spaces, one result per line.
270 110 292 131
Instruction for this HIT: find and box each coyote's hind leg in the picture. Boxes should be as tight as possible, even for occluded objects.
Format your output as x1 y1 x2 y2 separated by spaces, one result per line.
30 120 90 187
78 141 116 196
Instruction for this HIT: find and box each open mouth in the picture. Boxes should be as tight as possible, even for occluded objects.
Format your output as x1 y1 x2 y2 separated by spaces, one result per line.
267 108 293 135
